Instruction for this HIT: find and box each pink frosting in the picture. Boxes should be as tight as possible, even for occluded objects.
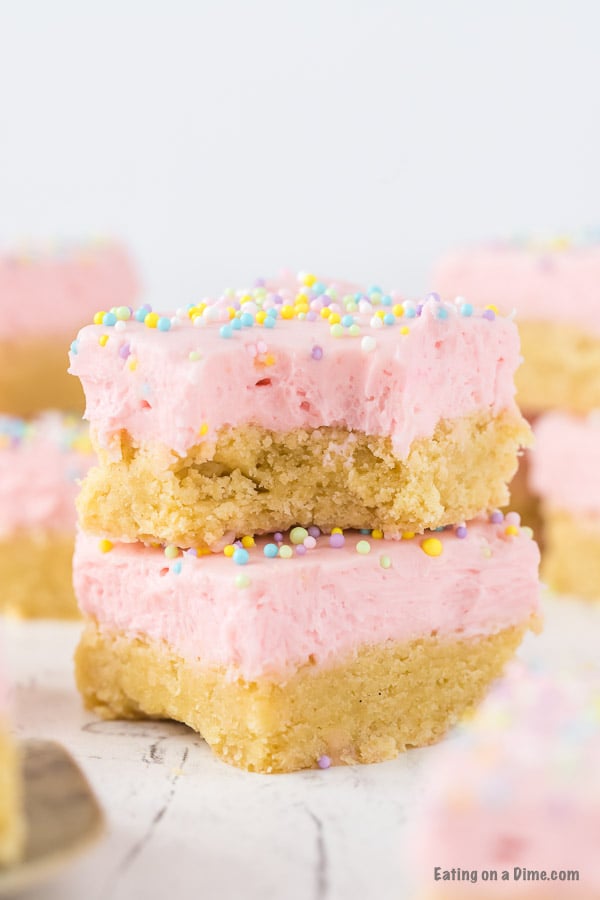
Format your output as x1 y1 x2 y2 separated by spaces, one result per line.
0 241 138 339
432 243 600 335
411 663 600 896
69 293 522 458
529 412 600 515
0 412 94 537
74 521 540 681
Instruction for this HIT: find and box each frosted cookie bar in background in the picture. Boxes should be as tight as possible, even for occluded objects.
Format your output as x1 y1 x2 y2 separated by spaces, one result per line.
411 662 600 898
0 636 24 867
431 239 600 415
0 413 94 618
0 241 138 415
530 411 600 600
69 277 531 550
74 516 540 774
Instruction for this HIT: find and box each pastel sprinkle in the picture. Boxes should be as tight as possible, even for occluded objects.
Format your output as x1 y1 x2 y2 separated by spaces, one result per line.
490 510 504 524
329 533 345 548
379 555 391 569
356 540 371 554
164 544 179 559
145 312 159 329
402 531 415 540
264 543 278 558
311 345 323 360
219 324 234 339
460 302 474 317
99 539 113 553
295 544 307 556
483 309 496 321
116 306 131 321
274 532 283 542
157 316 171 331
241 535 255 548
278 545 293 559
172 561 182 575
330 323 344 338
505 525 520 537
103 312 117 326
235 574 251 589
233 548 249 565
521 526 534 539
223 544 235 557
303 536 317 549
189 350 201 361
421 537 443 557
317 755 331 770
371 529 383 539
505 511 521 526
98 334 109 347
455 525 468 539
308 526 321 537
290 526 309 545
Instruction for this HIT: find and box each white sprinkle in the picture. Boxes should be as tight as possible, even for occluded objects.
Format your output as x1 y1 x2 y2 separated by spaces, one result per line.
369 316 383 330
361 335 377 353
115 320 126 332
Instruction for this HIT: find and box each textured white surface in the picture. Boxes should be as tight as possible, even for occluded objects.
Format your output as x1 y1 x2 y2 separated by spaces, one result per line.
3 594 599 900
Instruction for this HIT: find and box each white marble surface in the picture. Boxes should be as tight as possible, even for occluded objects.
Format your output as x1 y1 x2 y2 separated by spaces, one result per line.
3 595 599 900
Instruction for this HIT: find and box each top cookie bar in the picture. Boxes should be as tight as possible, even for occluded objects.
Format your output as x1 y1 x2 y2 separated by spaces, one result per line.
69 274 530 548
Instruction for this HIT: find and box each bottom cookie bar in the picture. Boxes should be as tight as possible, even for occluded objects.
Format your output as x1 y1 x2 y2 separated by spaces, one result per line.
74 519 541 773
0 532 79 619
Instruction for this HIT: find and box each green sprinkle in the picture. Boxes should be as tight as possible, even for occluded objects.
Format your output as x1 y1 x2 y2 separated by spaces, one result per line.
290 527 308 545
379 555 391 569
278 545 293 559
356 540 371 555
235 574 251 589
164 544 179 559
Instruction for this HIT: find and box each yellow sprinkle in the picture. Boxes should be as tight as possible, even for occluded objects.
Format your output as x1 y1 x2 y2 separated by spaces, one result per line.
371 529 383 539
280 305 295 319
320 307 331 319
302 274 316 287
393 304 404 317
127 357 138 371
145 312 159 328
296 292 309 304
99 539 113 553
240 294 252 304
99 334 109 347
241 535 255 548
375 309 386 319
255 310 267 324
295 302 310 314
505 524 520 537
198 423 209 437
264 354 276 366
485 304 500 314
421 537 443 557
196 547 211 556
93 311 106 325
331 527 343 534
223 544 235 557
328 312 341 325
400 326 410 335
402 531 415 540
188 303 206 319
227 306 237 320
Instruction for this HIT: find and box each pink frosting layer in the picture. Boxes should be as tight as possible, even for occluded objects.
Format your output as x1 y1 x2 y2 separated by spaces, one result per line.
69 292 522 458
0 412 94 537
74 521 540 681
0 241 138 339
432 244 600 335
529 412 600 515
412 663 600 896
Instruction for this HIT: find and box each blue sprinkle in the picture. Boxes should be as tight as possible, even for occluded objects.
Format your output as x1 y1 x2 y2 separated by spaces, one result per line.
313 281 326 295
460 302 474 317
341 314 354 327
368 285 382 295
172 561 182 574
383 313 396 326
266 307 278 317
220 324 234 339
263 316 276 329
435 306 449 320
70 340 79 355
157 317 171 331
381 294 393 306
264 543 279 557
134 307 149 322
404 306 417 318
233 548 249 565
240 312 254 327
103 312 117 326
231 317 243 330
360 529 370 534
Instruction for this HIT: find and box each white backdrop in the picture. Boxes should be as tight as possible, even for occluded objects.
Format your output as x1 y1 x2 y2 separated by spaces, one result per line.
1 0 599 307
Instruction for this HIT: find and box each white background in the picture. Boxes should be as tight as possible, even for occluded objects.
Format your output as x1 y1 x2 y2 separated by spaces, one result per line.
1 0 599 305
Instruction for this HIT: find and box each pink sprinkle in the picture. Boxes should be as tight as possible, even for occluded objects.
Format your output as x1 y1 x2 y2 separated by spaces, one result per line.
257 341 268 353
318 755 331 770
505 511 521 526
304 536 317 549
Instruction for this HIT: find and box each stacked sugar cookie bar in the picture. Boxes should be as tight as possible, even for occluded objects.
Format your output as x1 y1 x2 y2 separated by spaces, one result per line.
0 242 137 617
434 240 600 598
70 275 540 773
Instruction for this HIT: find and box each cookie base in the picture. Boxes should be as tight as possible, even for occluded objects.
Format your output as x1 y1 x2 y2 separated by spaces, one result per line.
541 508 600 600
78 409 531 548
76 619 533 774
0 337 85 416
0 531 79 619
0 724 24 866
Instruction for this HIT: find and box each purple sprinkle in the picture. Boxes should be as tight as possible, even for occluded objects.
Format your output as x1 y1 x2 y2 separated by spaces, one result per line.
295 544 307 555
416 304 423 316
311 345 323 361
490 511 504 524
308 526 321 538
456 525 468 539
329 533 345 548
273 294 283 305
318 755 331 770
483 309 496 321
254 277 266 287
427 291 441 303
306 311 318 322
185 548 198 557
321 296 331 307
274 532 283 542
119 342 131 359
